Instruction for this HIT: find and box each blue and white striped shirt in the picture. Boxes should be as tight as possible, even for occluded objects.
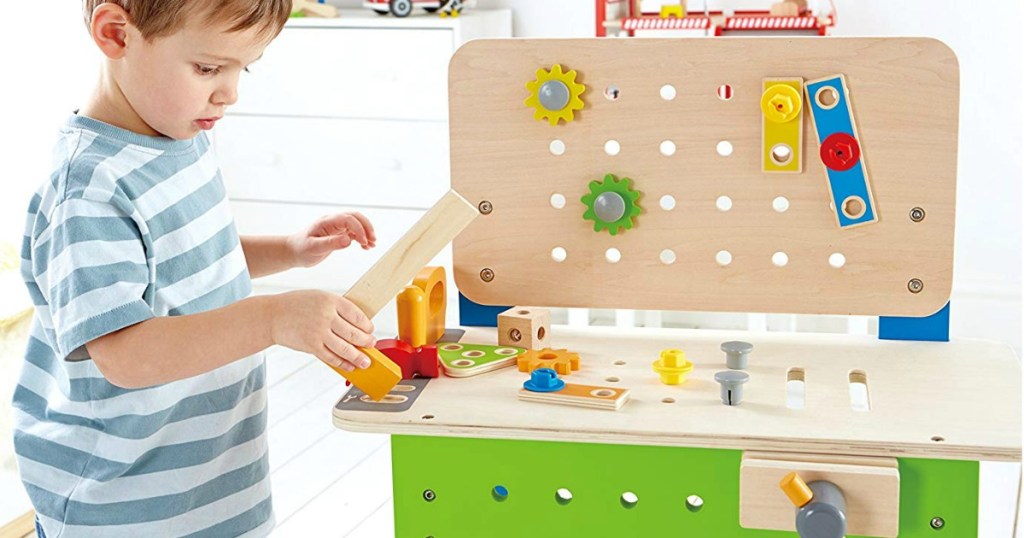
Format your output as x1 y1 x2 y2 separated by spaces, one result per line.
13 114 273 537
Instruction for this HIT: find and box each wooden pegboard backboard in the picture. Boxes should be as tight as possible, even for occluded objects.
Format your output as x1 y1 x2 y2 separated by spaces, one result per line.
450 38 958 317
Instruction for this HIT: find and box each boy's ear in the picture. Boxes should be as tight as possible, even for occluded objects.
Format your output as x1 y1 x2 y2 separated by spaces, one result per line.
89 3 134 59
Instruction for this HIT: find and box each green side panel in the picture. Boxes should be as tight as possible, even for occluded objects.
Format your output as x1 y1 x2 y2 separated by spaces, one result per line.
392 435 980 537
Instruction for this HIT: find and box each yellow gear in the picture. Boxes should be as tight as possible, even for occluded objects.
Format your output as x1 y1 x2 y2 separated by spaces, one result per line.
524 64 586 126
517 348 580 376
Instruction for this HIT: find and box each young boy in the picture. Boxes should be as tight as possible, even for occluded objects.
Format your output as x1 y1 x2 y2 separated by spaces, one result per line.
14 1 380 535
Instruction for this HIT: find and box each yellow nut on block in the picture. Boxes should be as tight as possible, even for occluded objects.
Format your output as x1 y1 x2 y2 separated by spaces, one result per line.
761 84 803 123
652 349 694 385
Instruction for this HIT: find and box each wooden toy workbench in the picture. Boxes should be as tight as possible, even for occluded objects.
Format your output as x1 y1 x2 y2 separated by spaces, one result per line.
332 37 1021 537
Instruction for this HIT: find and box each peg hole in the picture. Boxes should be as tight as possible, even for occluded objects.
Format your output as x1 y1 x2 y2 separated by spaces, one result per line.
550 193 566 209
786 367 805 410
772 196 790 213
815 86 839 109
660 195 677 211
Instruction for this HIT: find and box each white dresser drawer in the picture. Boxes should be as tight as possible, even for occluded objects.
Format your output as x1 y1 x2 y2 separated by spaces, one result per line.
235 27 451 120
215 116 449 209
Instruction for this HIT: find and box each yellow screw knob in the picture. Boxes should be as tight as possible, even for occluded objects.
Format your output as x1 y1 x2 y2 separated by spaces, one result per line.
780 471 814 508
761 84 802 123
652 349 694 385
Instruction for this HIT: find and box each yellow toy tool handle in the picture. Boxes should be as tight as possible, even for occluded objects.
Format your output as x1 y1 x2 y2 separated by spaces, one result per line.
780 471 814 508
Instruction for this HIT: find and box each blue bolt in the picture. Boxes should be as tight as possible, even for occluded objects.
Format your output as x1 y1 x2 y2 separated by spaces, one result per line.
524 368 565 392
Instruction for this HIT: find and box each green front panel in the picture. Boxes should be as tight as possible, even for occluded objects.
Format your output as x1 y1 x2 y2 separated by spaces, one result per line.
392 435 979 537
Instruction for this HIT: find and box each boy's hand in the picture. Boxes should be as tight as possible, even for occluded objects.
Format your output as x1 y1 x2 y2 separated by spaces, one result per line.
288 212 377 268
269 290 376 372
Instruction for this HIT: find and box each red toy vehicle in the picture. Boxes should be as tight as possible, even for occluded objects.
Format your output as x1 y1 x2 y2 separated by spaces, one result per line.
364 0 457 17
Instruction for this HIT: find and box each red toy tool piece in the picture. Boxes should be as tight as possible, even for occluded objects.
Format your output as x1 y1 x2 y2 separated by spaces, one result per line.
376 338 440 379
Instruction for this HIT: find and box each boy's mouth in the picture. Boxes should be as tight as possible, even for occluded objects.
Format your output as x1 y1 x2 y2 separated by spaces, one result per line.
195 117 222 130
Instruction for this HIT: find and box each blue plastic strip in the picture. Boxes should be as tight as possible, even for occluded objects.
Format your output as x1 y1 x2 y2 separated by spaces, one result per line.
805 75 876 227
458 292 509 327
879 302 950 342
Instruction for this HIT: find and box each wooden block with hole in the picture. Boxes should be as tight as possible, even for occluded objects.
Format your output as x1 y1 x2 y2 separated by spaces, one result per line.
498 306 550 350
740 451 900 537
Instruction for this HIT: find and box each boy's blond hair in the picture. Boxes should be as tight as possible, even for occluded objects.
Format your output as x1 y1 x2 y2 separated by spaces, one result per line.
83 0 292 40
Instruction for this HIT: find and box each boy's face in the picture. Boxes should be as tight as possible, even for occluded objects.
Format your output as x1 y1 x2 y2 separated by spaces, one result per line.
118 19 270 140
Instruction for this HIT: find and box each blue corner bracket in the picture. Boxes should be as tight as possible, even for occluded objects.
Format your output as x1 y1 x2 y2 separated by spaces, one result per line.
879 302 950 342
458 292 510 328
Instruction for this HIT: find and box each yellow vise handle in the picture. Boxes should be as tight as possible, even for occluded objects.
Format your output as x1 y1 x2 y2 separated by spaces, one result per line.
780 471 814 508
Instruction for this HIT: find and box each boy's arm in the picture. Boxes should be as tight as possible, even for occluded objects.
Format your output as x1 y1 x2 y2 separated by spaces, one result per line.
86 291 376 389
240 235 297 279
240 213 376 279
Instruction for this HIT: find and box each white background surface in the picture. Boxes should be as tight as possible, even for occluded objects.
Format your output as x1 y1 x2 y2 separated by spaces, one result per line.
0 1 1020 536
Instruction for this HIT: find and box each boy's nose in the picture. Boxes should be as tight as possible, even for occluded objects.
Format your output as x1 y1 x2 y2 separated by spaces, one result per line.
213 85 238 107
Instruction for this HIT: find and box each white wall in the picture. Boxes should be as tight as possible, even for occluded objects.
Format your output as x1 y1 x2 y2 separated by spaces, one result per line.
0 1 1020 350
0 7 100 252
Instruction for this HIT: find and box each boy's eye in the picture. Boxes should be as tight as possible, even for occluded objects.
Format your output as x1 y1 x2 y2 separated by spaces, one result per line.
195 64 220 75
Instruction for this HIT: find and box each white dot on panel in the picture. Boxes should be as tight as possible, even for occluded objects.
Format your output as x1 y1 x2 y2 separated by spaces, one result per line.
716 250 732 266
551 247 567 262
550 193 566 209
716 196 732 212
772 252 789 267
549 139 566 156
829 252 846 268
660 195 676 211
605 248 622 263
660 249 676 265
659 140 676 156
660 84 677 100
772 196 790 213
716 141 733 157
605 140 621 156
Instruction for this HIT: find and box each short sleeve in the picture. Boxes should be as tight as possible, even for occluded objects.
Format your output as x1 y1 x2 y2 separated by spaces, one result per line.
31 197 155 360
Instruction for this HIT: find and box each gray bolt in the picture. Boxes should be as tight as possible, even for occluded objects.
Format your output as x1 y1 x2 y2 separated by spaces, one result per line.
908 278 924 293
910 207 926 222
721 341 753 370
796 481 848 538
423 489 436 502
538 80 571 111
930 517 945 529
714 370 750 406
478 200 493 215
594 191 626 223
480 268 495 282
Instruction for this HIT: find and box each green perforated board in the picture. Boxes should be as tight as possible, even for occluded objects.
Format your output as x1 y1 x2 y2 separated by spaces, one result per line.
392 435 979 537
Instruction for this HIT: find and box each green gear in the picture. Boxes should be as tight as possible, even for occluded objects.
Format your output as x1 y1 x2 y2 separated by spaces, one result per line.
581 174 642 235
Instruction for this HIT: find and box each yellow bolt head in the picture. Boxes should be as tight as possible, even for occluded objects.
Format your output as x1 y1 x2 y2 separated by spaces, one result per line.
761 84 802 123
660 349 686 367
653 349 694 385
